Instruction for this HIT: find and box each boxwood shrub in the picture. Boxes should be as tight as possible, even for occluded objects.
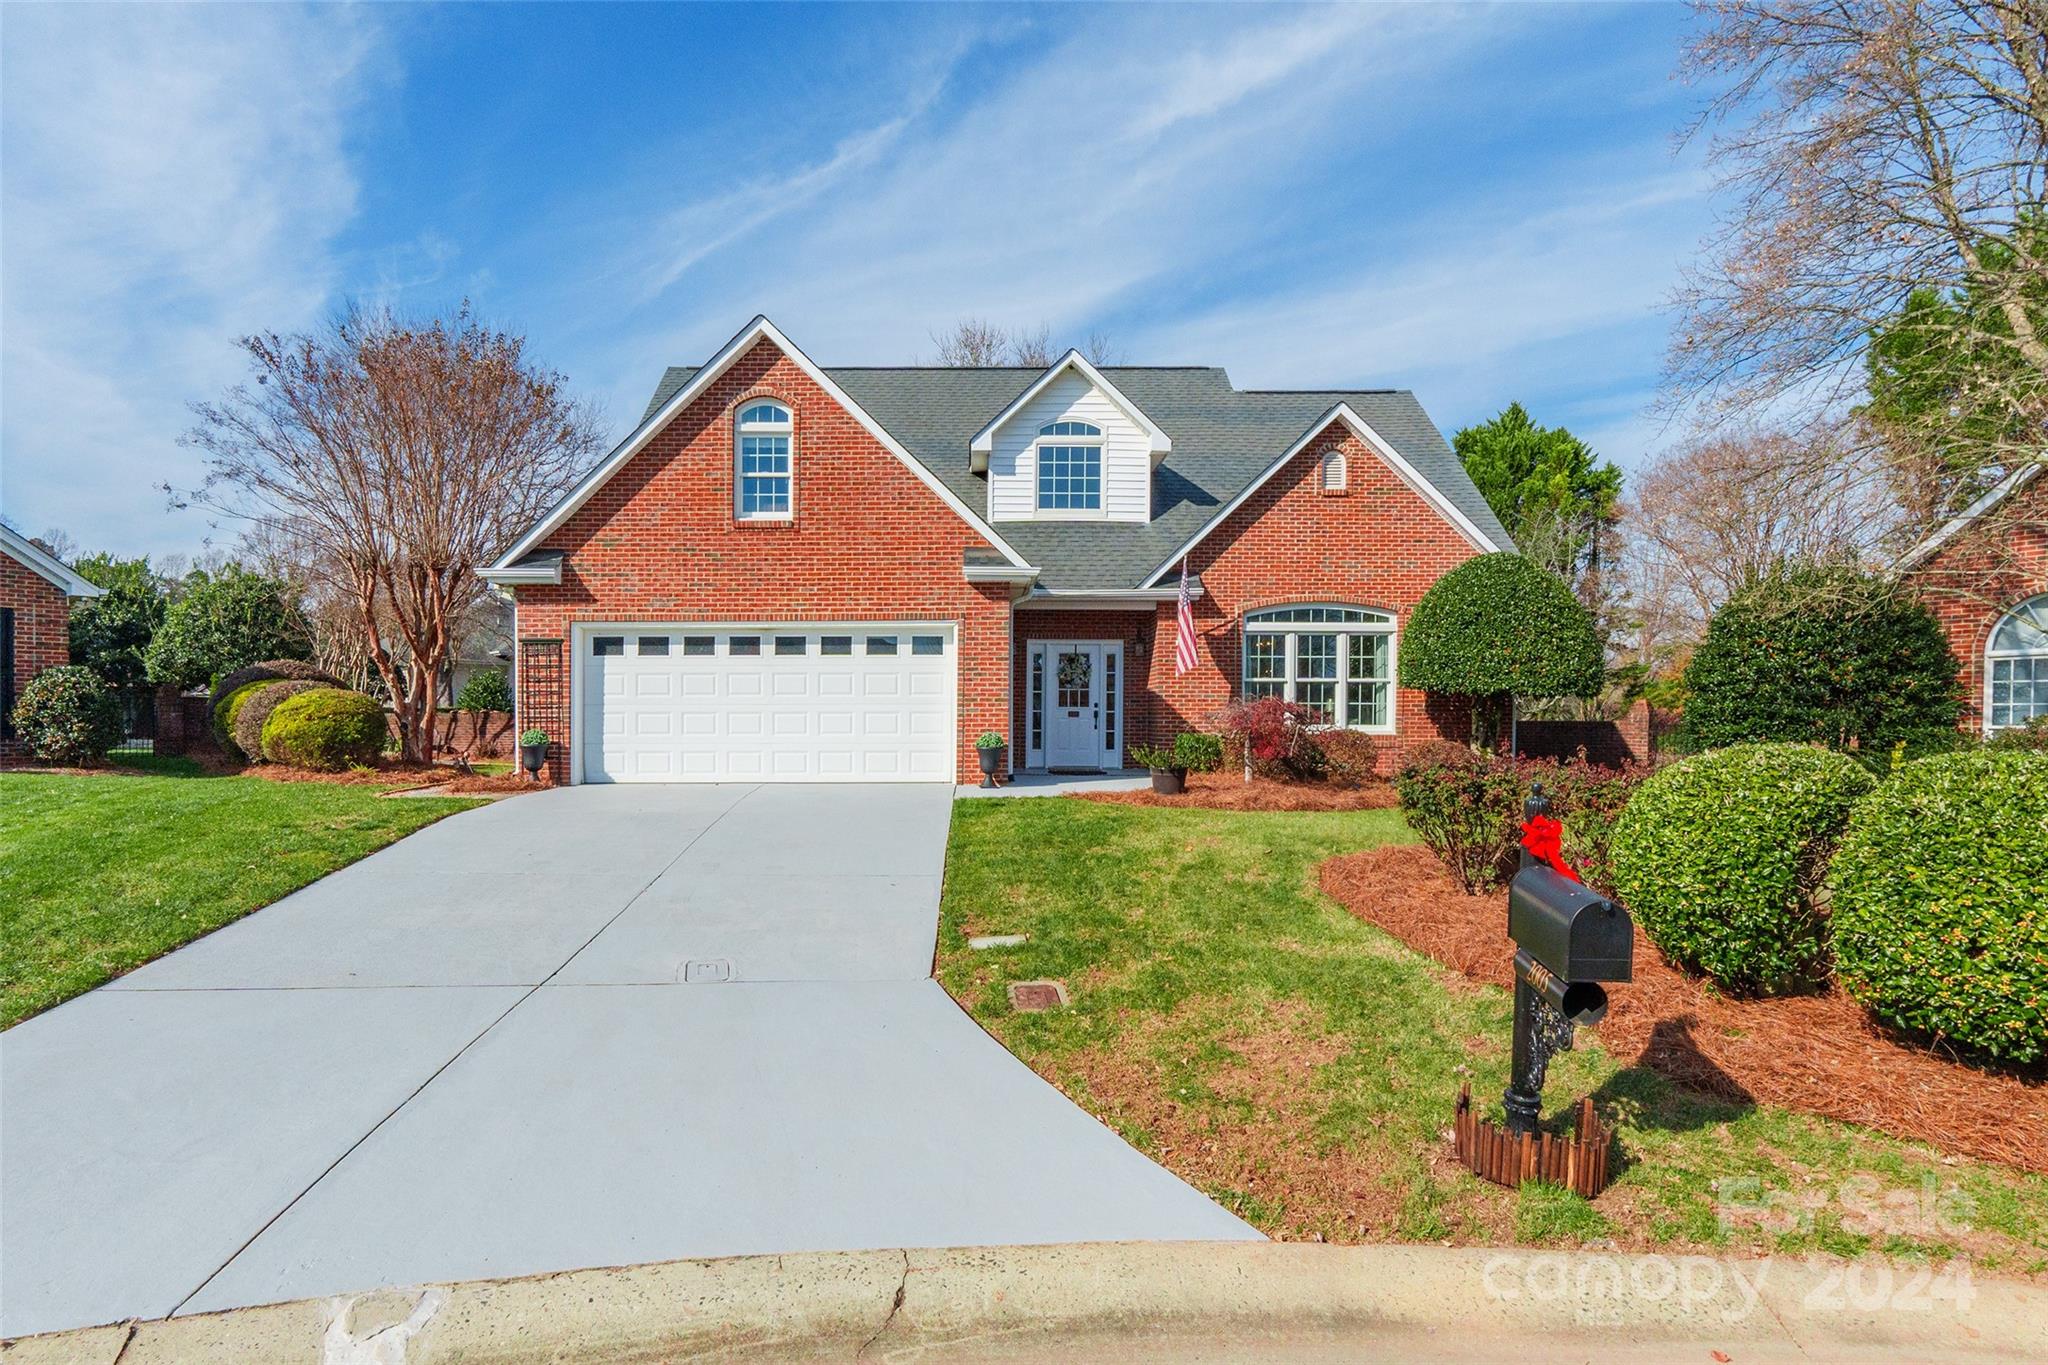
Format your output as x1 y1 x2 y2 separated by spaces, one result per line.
259 688 386 771
10 665 123 765
1608 743 1872 994
230 679 327 762
1828 749 2048 1064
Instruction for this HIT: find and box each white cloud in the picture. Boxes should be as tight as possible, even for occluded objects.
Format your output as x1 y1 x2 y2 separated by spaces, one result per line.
0 5 385 558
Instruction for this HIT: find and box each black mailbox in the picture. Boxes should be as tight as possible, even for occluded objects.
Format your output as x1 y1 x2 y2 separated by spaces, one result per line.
1508 866 1634 986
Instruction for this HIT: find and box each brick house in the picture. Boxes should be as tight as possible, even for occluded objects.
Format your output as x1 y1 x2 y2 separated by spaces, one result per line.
485 317 1511 785
1 522 104 761
1898 464 2048 737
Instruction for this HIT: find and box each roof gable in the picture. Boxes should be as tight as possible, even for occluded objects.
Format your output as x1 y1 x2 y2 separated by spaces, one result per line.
0 523 103 597
487 317 1032 576
1896 463 2044 570
968 351 1170 471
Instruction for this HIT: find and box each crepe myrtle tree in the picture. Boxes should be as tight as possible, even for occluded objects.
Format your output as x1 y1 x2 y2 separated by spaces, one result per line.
177 303 604 762
1398 552 1605 749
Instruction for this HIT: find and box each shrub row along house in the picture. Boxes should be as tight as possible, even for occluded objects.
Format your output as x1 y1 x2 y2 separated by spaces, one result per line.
483 317 1515 785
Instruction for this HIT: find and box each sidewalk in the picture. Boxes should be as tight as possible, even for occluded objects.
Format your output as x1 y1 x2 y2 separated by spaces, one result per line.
10 1241 2040 1363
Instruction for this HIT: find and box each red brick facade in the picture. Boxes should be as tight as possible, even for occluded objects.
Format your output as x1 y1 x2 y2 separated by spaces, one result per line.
511 338 1012 783
1902 472 2048 735
2 552 73 762
511 345 1485 782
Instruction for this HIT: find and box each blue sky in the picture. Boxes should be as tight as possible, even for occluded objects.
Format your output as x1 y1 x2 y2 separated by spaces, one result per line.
1 2 1712 560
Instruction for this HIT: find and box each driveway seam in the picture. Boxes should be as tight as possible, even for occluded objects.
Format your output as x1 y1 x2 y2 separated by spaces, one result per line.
164 784 764 1320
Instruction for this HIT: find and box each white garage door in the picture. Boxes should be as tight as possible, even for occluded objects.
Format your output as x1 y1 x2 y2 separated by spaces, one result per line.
578 625 956 783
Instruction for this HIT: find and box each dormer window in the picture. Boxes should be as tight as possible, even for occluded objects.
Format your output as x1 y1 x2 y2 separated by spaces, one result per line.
1037 421 1102 512
735 400 792 520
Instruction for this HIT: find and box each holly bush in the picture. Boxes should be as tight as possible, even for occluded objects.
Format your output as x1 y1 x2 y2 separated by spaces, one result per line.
1828 749 2048 1064
1397 552 1603 702
1681 567 1960 757
10 665 123 765
1609 743 1872 994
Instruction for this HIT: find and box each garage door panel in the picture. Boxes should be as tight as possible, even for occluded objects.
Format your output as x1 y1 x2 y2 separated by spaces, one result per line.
581 626 954 784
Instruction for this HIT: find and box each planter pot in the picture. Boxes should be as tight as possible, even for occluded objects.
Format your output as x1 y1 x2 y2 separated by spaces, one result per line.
519 742 548 777
977 745 1007 788
1149 766 1187 795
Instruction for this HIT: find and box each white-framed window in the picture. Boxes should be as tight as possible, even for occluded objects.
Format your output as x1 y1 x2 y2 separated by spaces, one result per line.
735 400 792 520
1036 420 1102 511
1242 604 1395 732
1987 593 2048 732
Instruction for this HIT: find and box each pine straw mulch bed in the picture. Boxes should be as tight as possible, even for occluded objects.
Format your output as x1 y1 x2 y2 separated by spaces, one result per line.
245 760 539 796
1071 771 1400 811
1320 842 2048 1176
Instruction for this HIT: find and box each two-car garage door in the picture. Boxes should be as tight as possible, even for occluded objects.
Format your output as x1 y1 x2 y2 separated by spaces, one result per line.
577 624 955 783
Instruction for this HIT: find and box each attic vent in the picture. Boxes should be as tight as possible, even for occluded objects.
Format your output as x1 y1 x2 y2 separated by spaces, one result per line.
1320 446 1348 493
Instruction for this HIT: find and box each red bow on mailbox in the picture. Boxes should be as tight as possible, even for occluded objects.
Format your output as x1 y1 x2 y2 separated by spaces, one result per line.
1519 814 1582 883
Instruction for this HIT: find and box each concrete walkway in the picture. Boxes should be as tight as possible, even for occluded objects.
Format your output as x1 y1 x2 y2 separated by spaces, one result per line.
0 785 1253 1339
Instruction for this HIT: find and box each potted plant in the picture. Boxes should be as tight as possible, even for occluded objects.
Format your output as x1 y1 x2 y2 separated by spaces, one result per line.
974 731 1007 787
518 727 550 778
1129 742 1186 795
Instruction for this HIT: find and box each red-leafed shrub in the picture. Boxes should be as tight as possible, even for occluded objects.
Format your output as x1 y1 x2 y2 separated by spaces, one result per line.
1209 697 1321 778
1311 728 1380 782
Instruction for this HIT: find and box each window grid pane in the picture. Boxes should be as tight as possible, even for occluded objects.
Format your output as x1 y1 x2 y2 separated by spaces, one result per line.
821 635 852 655
866 635 897 655
1036 444 1102 510
1104 651 1117 752
683 636 714 656
637 636 669 656
775 635 806 656
592 636 624 657
1030 651 1045 751
912 634 944 656
728 636 760 656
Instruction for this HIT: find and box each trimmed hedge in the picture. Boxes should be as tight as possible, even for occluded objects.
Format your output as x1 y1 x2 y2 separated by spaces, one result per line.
1397 552 1604 700
231 679 328 762
10 665 123 765
209 658 341 722
259 689 385 771
1828 749 2048 1064
1609 744 1872 995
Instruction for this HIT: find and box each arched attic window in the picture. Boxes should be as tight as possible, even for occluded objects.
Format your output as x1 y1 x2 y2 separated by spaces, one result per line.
1036 420 1102 511
735 400 793 520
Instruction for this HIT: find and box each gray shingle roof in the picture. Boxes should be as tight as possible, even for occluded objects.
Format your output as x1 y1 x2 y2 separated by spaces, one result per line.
640 364 1510 590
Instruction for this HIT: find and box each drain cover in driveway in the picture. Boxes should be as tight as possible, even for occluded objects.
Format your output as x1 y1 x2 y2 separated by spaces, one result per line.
681 960 733 983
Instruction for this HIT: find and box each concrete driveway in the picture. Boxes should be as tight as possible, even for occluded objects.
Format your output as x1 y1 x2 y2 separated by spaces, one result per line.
0 784 1255 1339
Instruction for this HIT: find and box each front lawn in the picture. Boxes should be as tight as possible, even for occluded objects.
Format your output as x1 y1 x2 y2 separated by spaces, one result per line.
0 765 482 1026
938 799 2048 1272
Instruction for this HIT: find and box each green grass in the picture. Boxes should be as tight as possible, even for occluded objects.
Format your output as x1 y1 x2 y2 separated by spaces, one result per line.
938 799 2048 1268
1 767 482 1027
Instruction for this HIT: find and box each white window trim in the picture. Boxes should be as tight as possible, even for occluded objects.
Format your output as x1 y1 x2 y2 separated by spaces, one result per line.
1241 604 1397 735
1033 425 1108 519
1985 593 2048 735
734 400 794 522
1024 639 1123 769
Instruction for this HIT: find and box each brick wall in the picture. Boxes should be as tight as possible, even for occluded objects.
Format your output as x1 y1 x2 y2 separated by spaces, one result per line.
385 708 514 758
1515 700 1656 767
512 338 1012 783
2 555 72 762
1901 474 2048 734
1127 424 1487 771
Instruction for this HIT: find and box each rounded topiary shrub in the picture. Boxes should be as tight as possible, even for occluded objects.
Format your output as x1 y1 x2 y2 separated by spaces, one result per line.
1828 750 2048 1064
231 679 327 763
209 658 341 720
213 680 271 760
1608 743 1873 994
455 668 512 715
259 688 386 771
10 665 123 765
1398 553 1605 701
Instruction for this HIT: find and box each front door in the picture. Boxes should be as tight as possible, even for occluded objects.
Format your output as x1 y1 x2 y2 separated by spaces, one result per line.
1045 644 1105 770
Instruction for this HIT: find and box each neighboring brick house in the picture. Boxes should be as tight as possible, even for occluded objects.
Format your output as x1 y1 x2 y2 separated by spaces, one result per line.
485 316 1512 785
1898 464 2048 737
1 522 104 762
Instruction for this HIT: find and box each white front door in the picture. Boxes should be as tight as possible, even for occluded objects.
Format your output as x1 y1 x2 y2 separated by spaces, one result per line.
1044 644 1105 770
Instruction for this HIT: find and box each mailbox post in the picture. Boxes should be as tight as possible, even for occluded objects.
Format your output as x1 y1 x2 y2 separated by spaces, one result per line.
1502 787 1634 1136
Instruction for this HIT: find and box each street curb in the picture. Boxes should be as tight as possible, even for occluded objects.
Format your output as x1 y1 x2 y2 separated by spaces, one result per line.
6 1241 2041 1363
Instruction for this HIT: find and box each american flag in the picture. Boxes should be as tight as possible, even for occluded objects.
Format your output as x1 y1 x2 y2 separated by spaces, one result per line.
1174 558 1198 675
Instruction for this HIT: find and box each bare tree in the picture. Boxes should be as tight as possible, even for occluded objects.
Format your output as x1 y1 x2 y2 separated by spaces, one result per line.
180 303 604 761
1620 425 1898 643
1671 0 2048 508
930 316 1122 367
930 318 1012 366
1082 328 1123 366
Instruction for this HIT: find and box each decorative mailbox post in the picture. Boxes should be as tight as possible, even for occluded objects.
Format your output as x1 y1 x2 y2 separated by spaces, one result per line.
1452 785 1635 1197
